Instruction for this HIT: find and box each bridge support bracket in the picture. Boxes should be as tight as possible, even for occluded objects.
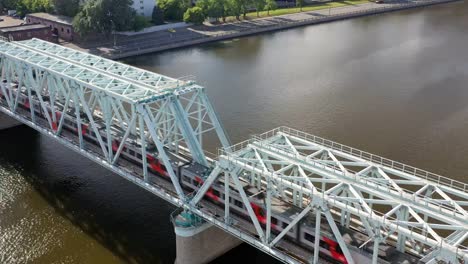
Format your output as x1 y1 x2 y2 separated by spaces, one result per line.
0 112 22 130
172 210 242 264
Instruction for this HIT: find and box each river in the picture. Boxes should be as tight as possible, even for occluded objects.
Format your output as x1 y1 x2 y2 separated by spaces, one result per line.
1 1 467 263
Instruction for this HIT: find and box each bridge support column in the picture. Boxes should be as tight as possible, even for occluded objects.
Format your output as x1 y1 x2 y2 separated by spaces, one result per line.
0 112 21 130
173 211 242 264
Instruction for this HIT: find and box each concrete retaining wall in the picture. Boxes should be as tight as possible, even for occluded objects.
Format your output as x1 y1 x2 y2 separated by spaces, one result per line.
109 0 461 59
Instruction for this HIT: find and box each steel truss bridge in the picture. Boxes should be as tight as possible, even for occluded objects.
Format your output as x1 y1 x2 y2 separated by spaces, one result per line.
0 38 467 264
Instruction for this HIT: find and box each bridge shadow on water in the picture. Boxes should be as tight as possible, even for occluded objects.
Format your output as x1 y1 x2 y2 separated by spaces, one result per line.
0 126 278 264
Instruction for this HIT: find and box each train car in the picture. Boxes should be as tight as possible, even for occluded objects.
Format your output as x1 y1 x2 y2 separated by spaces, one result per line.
1 81 421 264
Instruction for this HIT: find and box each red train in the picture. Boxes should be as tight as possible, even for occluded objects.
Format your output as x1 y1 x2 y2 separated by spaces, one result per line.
0 81 420 264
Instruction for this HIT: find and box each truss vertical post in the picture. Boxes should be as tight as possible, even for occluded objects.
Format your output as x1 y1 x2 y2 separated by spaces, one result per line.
27 85 36 123
266 176 272 242
224 173 231 224
397 206 409 252
139 104 186 201
102 97 114 163
198 89 231 150
231 171 265 243
372 238 380 264
170 97 208 166
72 91 84 149
139 115 148 182
324 205 355 264
313 209 322 264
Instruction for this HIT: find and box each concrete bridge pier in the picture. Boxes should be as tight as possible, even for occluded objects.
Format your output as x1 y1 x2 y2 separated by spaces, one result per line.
173 211 242 264
0 112 21 130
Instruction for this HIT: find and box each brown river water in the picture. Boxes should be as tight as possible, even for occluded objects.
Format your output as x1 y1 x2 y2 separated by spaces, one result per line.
1 1 467 263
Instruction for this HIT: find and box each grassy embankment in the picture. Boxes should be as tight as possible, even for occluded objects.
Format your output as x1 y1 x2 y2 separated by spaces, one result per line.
226 0 370 21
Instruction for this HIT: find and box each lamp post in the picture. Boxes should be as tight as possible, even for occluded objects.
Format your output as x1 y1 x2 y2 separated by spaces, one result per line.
107 11 117 48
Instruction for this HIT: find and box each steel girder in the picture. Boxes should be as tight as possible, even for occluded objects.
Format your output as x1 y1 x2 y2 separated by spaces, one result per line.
0 39 230 200
0 40 295 264
2 38 467 264
191 127 468 264
15 38 183 101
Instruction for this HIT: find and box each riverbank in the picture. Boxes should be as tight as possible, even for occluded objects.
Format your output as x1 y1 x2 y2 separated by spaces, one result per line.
64 0 461 59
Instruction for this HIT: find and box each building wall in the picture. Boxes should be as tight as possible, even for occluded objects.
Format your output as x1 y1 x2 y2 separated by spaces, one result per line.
132 0 156 17
0 27 52 41
26 16 74 41
2 28 52 42
80 0 155 17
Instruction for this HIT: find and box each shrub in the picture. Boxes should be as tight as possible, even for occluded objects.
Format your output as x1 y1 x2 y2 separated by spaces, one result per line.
183 6 205 25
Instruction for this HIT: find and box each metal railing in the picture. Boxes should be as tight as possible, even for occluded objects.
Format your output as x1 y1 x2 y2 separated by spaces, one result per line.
218 140 468 259
219 126 467 218
275 126 468 193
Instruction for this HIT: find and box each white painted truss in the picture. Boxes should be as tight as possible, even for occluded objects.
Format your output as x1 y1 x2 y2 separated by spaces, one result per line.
191 126 468 264
1 38 467 264
14 38 184 101
0 39 230 201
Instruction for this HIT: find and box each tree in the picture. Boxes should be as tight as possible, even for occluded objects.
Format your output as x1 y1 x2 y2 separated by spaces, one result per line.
183 6 205 25
133 15 150 31
194 0 227 22
152 5 164 25
52 0 79 17
206 0 224 21
253 0 265 17
195 0 209 17
0 0 19 10
158 0 188 21
73 0 136 36
264 0 277 16
16 0 54 17
240 0 250 18
226 0 242 20
73 0 102 35
296 0 304 12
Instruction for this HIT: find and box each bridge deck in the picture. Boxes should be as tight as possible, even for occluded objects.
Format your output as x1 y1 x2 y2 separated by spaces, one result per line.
1 38 466 264
207 126 467 263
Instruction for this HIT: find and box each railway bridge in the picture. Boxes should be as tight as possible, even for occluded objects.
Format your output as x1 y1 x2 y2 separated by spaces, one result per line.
0 38 467 264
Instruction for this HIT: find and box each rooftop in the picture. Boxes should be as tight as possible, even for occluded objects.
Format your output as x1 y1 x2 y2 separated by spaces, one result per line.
0 16 24 28
26 13 73 25
0 24 49 33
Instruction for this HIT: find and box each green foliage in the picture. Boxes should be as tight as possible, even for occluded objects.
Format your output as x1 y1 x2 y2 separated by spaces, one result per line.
226 0 242 19
72 0 101 35
265 0 277 15
133 15 150 31
296 0 305 11
206 0 225 21
52 0 80 17
16 0 53 17
0 0 20 10
73 0 136 35
195 0 210 17
238 0 250 18
151 5 164 25
183 6 205 25
158 0 188 21
253 0 265 17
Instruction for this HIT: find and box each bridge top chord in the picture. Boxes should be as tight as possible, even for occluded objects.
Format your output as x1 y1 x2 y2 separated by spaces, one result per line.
215 126 468 262
223 126 468 195
0 39 197 104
